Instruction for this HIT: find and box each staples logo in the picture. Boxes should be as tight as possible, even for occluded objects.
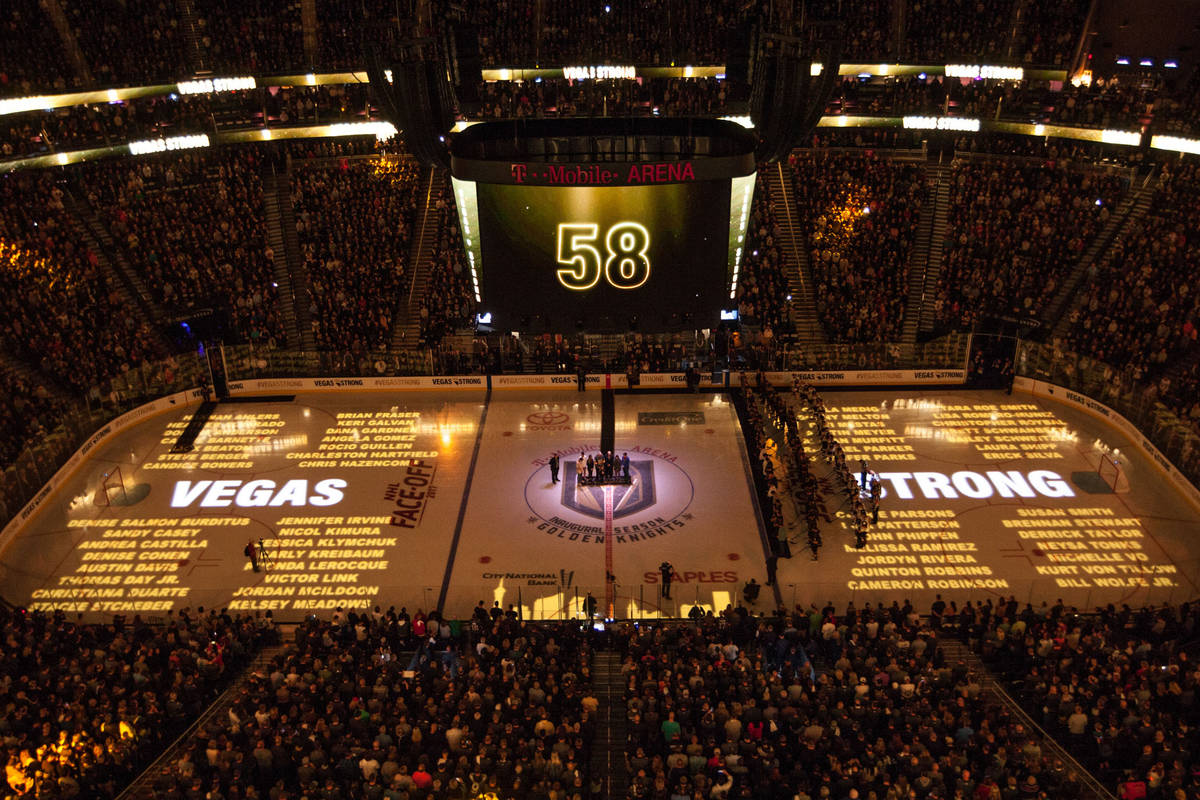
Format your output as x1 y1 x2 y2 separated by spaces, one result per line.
169 478 347 508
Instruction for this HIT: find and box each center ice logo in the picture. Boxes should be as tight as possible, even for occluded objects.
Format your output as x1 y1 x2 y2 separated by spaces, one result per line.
524 448 696 544
560 460 656 519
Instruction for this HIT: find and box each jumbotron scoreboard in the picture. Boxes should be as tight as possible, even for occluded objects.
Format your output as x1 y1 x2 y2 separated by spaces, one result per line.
449 118 757 331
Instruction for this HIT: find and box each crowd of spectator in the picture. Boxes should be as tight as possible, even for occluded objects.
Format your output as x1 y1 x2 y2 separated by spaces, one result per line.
974 600 1200 798
89 145 287 346
792 0 894 61
294 155 419 351
790 151 926 341
0 170 166 392
148 611 596 800
946 132 1147 168
936 158 1127 331
0 0 1105 99
1156 68 1200 138
419 184 473 347
465 0 741 67
0 0 73 97
65 0 188 88
319 0 404 72
5 588 1195 800
1064 160 1197 377
2 70 1173 164
0 371 66 467
1 606 277 799
615 599 1093 800
825 74 1156 132
476 78 730 120
1017 0 1090 67
735 178 790 336
194 0 304 76
1 84 375 161
903 0 1014 63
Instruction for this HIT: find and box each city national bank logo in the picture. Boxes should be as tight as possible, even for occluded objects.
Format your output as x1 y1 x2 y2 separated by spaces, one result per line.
525 411 571 430
524 446 695 545
482 569 574 588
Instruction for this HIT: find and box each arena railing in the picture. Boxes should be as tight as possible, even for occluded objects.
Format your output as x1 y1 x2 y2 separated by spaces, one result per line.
1017 339 1200 492
220 333 972 380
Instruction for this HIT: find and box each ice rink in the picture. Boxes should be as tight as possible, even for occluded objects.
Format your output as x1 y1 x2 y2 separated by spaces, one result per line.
1 384 1196 621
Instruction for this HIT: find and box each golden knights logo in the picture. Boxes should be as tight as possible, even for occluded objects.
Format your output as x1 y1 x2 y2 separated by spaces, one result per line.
524 448 696 544
561 460 655 519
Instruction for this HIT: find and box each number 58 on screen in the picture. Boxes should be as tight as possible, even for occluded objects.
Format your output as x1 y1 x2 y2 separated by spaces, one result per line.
556 222 651 290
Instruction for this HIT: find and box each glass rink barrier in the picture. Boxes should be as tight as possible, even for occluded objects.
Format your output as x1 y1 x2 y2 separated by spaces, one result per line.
1017 340 1200 491
779 333 971 371
444 574 1197 622
448 583 753 622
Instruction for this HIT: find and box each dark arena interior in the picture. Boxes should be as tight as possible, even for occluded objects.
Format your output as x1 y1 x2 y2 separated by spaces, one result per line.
4 2 1200 799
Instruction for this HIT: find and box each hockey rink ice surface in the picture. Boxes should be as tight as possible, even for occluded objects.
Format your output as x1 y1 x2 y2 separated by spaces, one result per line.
1 387 1197 621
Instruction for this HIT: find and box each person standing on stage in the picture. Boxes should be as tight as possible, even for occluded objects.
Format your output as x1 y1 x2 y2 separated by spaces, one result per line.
860 459 869 492
586 453 595 480
245 539 259 572
549 454 560 484
621 452 630 479
576 454 585 482
659 561 674 599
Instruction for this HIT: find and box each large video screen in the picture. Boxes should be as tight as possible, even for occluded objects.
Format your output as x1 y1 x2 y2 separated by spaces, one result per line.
473 181 733 330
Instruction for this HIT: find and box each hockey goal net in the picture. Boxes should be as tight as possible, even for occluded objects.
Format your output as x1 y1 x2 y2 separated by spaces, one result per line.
95 467 127 507
1097 452 1124 493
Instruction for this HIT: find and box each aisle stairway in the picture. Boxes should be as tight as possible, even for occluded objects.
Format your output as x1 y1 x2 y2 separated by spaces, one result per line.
916 165 952 337
262 171 307 348
766 163 824 344
301 0 318 65
390 168 443 349
1004 0 1033 62
42 0 92 85
175 0 206 73
63 189 168 343
901 164 946 343
588 651 629 800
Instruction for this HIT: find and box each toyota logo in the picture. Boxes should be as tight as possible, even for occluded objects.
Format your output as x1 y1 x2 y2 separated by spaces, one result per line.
526 411 570 426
